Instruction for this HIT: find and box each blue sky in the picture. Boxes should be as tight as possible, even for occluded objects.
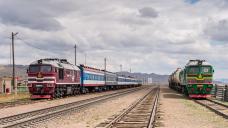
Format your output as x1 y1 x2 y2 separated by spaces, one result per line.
0 0 228 79
185 0 200 4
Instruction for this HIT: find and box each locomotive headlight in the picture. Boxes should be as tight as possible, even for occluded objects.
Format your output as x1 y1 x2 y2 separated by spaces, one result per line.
208 84 213 88
47 84 53 87
187 84 192 87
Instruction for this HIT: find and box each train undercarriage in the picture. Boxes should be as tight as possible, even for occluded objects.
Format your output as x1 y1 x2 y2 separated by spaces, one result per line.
30 84 141 99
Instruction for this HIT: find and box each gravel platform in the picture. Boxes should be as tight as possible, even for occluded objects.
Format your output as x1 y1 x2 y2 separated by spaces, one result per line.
155 86 228 128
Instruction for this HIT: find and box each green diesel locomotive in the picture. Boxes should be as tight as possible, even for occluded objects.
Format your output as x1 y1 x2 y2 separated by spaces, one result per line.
169 60 214 98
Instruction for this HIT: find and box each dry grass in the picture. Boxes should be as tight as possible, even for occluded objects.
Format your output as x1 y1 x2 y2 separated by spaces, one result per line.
0 93 30 103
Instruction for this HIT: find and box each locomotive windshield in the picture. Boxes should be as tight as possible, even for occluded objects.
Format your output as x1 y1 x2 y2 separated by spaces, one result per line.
187 66 212 74
201 66 212 74
188 67 199 74
29 65 52 73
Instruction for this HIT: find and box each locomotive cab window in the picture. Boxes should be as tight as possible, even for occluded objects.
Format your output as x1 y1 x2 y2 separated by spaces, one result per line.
188 67 199 74
201 67 211 73
40 65 52 73
29 65 40 73
59 68 64 79
29 65 52 73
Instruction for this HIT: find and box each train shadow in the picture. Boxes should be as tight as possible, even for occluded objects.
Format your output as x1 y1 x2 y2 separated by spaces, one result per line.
162 93 187 99
161 87 188 99
160 87 174 93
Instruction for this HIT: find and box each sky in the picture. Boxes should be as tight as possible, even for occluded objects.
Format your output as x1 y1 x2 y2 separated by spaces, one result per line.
0 0 228 79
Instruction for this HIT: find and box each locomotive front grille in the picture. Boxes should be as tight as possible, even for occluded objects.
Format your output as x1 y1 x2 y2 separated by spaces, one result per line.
196 80 204 83
32 84 45 94
37 79 43 82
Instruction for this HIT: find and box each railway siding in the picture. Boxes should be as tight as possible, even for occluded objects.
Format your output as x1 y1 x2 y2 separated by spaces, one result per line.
194 99 228 119
96 86 159 128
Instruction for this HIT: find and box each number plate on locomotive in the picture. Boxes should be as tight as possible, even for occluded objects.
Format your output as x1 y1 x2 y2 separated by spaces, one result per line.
36 85 43 87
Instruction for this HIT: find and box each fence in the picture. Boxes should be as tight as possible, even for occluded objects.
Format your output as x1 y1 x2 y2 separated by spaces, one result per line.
17 86 28 93
212 84 228 101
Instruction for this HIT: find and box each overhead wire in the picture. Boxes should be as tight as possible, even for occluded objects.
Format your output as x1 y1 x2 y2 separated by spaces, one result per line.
16 37 75 55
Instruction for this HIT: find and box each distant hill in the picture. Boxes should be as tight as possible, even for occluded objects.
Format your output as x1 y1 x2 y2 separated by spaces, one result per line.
0 65 169 84
0 65 28 79
116 71 169 85
214 79 228 84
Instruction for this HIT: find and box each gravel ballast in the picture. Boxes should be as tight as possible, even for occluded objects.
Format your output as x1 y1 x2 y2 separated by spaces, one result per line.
37 86 152 128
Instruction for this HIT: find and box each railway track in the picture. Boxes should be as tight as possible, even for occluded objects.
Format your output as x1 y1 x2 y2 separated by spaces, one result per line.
96 86 159 128
0 87 142 110
0 86 147 128
194 99 228 119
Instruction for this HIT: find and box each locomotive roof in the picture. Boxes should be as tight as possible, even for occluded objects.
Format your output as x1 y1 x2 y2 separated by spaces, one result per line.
30 58 80 70
186 60 211 66
117 75 137 80
105 71 117 76
80 64 105 74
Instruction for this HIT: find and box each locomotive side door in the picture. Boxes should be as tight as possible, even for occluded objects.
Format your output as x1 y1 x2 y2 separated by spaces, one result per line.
58 68 64 81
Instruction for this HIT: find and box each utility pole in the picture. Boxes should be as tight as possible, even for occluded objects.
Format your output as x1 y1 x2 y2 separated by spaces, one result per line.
104 58 107 71
10 41 12 65
104 58 107 85
120 64 122 72
12 32 18 95
74 44 77 65
84 53 87 65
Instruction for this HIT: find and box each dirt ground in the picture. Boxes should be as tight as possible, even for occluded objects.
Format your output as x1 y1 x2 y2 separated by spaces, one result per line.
155 87 228 128
36 86 153 128
0 92 30 103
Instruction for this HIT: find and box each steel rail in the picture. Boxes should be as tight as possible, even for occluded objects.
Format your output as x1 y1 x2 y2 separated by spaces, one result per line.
148 87 160 128
0 88 132 110
194 99 228 119
206 98 228 108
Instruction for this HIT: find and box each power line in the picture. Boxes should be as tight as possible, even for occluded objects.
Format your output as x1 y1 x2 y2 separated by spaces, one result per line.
16 37 47 51
16 37 74 55
14 36 89 65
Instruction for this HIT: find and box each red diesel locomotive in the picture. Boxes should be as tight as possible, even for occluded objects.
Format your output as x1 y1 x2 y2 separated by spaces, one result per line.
27 58 81 99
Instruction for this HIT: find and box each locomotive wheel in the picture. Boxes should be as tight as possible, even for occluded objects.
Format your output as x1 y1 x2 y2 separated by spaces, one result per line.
181 86 185 94
53 88 59 98
181 86 188 95
60 88 64 97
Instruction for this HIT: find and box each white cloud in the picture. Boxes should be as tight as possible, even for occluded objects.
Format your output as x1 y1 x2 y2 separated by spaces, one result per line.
0 0 228 79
